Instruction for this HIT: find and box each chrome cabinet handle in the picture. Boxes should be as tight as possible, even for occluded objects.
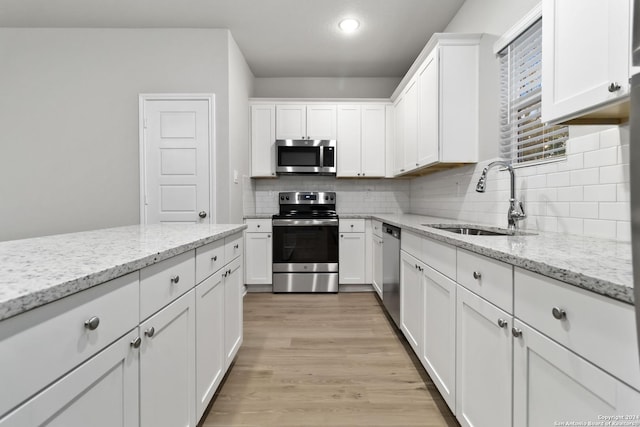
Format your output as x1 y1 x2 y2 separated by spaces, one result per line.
212 255 217 262
84 316 100 330
473 271 482 280
199 211 207 219
552 307 566 320
608 82 621 92
267 234 271 238
131 337 142 349
512 327 522 338
350 224 354 228
170 275 180 284
257 224 260 228
497 318 508 328
145 327 155 338
234 244 239 249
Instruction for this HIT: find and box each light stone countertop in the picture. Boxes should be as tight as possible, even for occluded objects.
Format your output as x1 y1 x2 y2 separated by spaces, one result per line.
368 214 633 305
0 223 246 321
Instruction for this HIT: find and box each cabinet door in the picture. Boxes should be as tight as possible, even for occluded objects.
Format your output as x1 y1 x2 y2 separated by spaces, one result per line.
361 104 386 177
224 257 243 368
0 330 139 427
421 265 456 413
140 290 196 427
372 235 383 298
250 104 276 177
306 105 337 139
244 232 272 284
402 78 419 172
339 232 366 284
513 319 640 426
276 105 306 139
456 285 512 427
400 251 423 355
417 50 439 168
337 105 362 177
394 95 406 175
195 271 225 420
542 0 630 123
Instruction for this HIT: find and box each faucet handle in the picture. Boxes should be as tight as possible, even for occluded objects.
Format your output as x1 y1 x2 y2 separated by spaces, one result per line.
519 200 526 217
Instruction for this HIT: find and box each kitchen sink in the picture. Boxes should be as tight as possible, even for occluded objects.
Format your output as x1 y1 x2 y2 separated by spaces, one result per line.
424 224 537 236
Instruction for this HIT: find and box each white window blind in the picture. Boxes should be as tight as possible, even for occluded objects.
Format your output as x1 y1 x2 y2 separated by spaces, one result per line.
499 19 568 166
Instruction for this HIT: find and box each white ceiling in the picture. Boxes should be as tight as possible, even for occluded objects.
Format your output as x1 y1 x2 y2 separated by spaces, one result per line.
0 0 465 78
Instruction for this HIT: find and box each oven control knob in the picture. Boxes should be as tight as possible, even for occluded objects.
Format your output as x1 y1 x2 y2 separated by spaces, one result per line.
325 196 328 200
286 196 290 200
280 196 284 200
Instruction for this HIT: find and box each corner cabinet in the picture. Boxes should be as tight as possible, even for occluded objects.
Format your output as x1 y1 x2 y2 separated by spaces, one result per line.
541 0 631 124
392 34 482 176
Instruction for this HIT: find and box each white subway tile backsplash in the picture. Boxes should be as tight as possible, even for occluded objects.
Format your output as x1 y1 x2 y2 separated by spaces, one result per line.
618 144 630 165
599 126 621 148
583 184 616 202
558 217 584 235
546 171 571 187
599 202 631 221
556 153 584 172
617 221 631 241
567 133 599 153
600 164 630 184
583 219 617 240
617 183 630 202
570 168 599 186
584 146 618 168
569 202 599 219
557 186 584 202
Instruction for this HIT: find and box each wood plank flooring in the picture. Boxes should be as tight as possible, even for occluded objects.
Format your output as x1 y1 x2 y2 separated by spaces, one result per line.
201 293 458 427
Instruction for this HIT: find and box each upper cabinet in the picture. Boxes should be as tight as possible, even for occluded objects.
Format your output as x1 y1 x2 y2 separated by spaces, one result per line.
275 104 337 140
337 104 386 177
392 34 482 176
250 104 276 177
541 0 631 124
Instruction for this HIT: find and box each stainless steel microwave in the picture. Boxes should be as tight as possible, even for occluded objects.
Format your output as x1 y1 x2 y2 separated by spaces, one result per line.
275 139 336 175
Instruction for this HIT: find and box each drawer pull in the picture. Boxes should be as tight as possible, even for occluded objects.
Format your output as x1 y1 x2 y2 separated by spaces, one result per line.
131 337 142 349
170 275 180 284
84 316 100 330
234 243 239 249
497 318 508 328
145 327 155 338
608 82 621 92
511 327 522 338
552 307 567 320
212 255 217 262
473 271 482 280
257 224 261 228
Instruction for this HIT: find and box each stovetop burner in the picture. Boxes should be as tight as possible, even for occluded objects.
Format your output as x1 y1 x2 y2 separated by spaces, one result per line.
274 191 337 219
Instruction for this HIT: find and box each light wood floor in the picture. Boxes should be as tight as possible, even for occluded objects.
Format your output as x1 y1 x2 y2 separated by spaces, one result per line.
201 292 458 427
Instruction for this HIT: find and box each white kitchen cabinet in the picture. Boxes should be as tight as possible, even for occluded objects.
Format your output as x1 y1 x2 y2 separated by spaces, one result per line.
372 234 383 297
401 78 419 173
421 264 456 412
336 104 386 178
513 319 640 426
0 329 139 427
224 256 244 368
250 104 276 177
275 104 336 140
140 290 196 427
339 222 366 284
195 270 225 420
393 94 406 175
244 221 272 285
417 50 439 167
456 285 512 427
400 251 424 354
542 0 631 124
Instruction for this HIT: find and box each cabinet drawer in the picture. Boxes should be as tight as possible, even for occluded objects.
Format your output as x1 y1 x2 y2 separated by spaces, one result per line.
339 219 365 233
422 237 456 280
225 233 243 262
245 219 272 233
457 249 512 313
401 230 422 260
0 272 139 418
514 268 640 391
372 220 383 238
195 239 225 284
140 251 195 321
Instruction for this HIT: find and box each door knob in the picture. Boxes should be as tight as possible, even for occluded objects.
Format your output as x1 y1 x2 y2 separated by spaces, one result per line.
199 211 207 219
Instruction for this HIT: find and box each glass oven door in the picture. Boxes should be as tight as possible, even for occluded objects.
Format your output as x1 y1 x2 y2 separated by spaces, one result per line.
272 222 338 271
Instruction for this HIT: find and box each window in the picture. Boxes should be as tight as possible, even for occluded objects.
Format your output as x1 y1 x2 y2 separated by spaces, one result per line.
498 19 568 166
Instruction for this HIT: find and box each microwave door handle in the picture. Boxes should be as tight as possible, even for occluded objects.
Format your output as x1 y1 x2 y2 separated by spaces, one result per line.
319 145 324 169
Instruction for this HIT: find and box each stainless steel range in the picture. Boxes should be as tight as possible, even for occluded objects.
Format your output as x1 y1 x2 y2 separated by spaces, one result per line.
272 191 339 293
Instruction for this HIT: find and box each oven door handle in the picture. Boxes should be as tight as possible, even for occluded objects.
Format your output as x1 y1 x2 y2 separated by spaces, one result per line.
272 219 339 227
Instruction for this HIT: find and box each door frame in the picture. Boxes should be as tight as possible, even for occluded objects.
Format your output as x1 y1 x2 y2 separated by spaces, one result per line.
138 93 216 225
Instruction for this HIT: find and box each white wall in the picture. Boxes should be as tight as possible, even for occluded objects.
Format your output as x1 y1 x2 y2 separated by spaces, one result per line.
0 28 234 241
253 77 400 98
227 34 255 223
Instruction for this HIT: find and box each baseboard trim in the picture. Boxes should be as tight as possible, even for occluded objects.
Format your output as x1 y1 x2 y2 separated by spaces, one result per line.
339 284 375 292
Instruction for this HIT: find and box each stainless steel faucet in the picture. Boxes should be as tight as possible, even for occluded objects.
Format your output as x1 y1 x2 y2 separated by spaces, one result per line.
476 161 526 231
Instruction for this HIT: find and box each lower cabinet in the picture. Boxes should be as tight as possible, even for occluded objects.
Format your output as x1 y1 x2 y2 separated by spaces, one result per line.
140 290 196 427
372 234 383 297
224 257 244 368
0 329 140 427
244 232 272 285
513 319 640 426
339 232 366 284
195 270 225 420
455 285 512 427
400 251 424 354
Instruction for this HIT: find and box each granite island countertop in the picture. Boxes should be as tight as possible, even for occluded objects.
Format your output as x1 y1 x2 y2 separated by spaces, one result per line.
0 223 246 321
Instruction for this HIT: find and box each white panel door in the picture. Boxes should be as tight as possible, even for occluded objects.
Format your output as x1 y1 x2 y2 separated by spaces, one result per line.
361 104 386 177
306 105 337 140
338 233 366 284
143 98 211 224
140 290 196 427
250 104 276 177
337 105 362 177
513 319 640 426
417 50 439 168
276 105 306 140
402 78 419 173
224 257 244 368
244 232 272 284
394 95 406 175
456 285 512 427
400 251 423 355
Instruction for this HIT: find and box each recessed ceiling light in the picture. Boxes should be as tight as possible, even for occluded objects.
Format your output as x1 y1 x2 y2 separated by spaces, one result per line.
338 18 360 33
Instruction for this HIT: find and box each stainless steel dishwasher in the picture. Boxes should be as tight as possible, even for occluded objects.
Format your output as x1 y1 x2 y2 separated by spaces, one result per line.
382 223 401 327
